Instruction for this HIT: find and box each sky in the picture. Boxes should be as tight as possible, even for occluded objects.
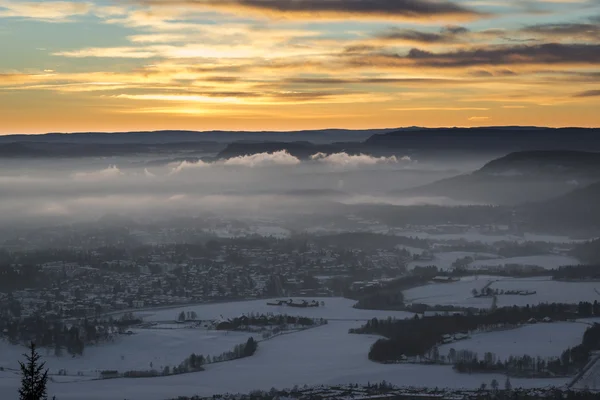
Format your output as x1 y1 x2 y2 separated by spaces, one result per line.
0 0 600 133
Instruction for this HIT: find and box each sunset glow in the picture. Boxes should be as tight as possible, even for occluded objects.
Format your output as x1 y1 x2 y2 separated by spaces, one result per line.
1 0 600 133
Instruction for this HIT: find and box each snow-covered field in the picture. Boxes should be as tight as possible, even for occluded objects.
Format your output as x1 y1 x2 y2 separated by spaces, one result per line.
407 252 498 271
403 276 501 308
0 321 569 400
0 328 254 377
135 297 412 322
490 278 600 307
438 322 588 361
469 255 580 270
403 276 600 309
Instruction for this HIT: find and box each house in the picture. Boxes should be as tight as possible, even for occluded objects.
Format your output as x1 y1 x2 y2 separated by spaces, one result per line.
132 300 145 308
423 310 466 318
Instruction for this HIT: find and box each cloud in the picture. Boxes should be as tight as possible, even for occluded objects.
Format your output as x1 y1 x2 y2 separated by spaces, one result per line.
521 23 600 41
0 1 92 21
222 150 301 167
169 160 210 174
144 168 156 178
72 166 124 181
468 116 490 121
403 43 600 67
170 151 301 173
54 47 158 58
310 152 410 167
573 89 600 97
374 25 470 44
138 0 486 21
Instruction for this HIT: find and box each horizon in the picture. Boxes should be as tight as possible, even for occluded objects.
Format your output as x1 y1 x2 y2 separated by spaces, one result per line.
1 125 599 137
1 0 600 133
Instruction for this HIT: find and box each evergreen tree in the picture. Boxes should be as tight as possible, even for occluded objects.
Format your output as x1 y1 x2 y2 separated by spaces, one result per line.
19 342 49 400
490 379 499 392
504 377 512 391
244 337 258 357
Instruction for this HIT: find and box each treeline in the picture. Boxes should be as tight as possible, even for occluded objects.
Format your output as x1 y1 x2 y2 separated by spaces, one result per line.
216 313 323 331
351 303 576 362
0 312 141 355
0 264 47 292
349 267 439 309
454 351 567 377
576 301 600 317
109 337 258 379
554 265 600 280
312 232 430 252
572 239 600 264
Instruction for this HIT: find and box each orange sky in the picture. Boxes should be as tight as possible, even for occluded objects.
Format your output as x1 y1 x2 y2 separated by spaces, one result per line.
1 0 599 133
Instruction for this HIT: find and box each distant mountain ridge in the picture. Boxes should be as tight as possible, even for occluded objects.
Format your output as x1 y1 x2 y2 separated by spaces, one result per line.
477 151 600 177
217 127 600 160
521 181 600 232
396 150 600 205
0 128 395 145
366 127 600 152
2 126 599 159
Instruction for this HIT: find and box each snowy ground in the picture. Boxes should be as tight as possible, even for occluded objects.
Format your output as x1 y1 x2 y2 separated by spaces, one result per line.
134 297 412 322
403 276 600 309
490 278 600 307
469 255 580 270
403 276 502 308
0 328 254 377
407 252 498 271
571 354 600 391
438 322 588 361
0 321 569 400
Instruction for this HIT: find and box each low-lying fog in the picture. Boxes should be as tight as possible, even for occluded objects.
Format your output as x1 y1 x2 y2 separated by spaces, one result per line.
0 151 484 224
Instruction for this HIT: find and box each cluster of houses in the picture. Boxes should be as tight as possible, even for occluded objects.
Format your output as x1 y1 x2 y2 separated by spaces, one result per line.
0 236 409 323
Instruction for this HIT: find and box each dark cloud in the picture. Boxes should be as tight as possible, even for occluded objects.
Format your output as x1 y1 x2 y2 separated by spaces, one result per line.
469 69 517 77
344 44 382 54
139 0 486 20
521 23 600 40
534 70 600 80
403 43 600 67
573 89 600 97
203 76 241 83
375 26 470 43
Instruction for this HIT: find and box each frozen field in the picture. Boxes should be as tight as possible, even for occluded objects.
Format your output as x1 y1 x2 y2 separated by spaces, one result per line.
438 322 588 361
403 276 502 308
490 278 600 307
135 297 414 322
0 321 569 400
403 276 600 308
408 251 498 271
0 328 253 377
469 255 580 270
